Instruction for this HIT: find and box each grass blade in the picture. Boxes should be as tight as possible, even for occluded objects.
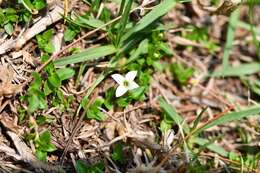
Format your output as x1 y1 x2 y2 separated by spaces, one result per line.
211 62 260 77
237 21 260 35
192 137 229 157
191 107 207 131
54 45 117 66
248 0 260 59
158 97 189 133
194 106 260 134
116 0 134 46
221 8 240 71
122 0 177 42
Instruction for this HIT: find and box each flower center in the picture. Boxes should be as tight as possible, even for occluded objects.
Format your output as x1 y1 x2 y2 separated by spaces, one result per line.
123 80 129 87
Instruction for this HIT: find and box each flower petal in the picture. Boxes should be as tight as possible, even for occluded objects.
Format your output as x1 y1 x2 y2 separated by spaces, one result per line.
127 81 139 90
115 85 128 97
111 74 125 85
125 71 137 81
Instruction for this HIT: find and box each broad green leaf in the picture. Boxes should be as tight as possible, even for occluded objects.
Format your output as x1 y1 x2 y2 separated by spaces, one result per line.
43 81 52 95
20 0 35 13
32 0 46 10
31 72 42 89
57 68 75 81
37 130 57 152
4 23 13 35
212 63 260 77
64 27 79 42
44 42 55 53
47 73 61 89
36 150 47 161
54 45 117 66
195 106 260 134
28 94 40 113
39 130 51 143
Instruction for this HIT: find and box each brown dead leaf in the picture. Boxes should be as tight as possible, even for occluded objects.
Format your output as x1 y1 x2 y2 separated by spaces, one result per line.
104 121 117 140
0 112 23 135
22 50 35 66
0 64 22 97
213 0 241 16
197 0 241 16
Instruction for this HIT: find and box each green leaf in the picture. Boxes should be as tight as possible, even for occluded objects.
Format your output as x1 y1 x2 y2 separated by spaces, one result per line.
20 0 35 13
112 143 124 164
4 23 14 35
32 0 46 10
47 73 61 89
158 97 189 133
194 106 260 134
64 27 80 42
44 42 55 53
104 87 115 110
126 39 148 64
57 68 75 81
37 130 57 152
115 0 133 46
160 119 172 133
35 131 56 161
116 97 130 108
36 29 54 53
211 63 260 77
170 62 194 85
4 8 16 14
39 130 51 143
28 94 40 113
54 45 117 66
77 16 105 28
43 81 52 95
76 160 104 173
36 150 47 161
238 21 260 35
122 0 177 41
158 42 173 56
31 72 42 89
129 86 146 100
42 29 53 40
192 137 229 157
36 115 55 125
86 98 107 121
221 9 240 71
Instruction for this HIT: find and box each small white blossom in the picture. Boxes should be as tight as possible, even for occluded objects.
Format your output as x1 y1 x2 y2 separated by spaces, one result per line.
111 71 139 97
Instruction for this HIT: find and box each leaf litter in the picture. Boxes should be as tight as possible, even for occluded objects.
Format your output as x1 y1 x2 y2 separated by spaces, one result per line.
0 0 259 173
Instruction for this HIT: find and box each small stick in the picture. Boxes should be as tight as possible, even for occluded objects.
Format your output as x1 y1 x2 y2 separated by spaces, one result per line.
60 96 96 165
0 5 64 55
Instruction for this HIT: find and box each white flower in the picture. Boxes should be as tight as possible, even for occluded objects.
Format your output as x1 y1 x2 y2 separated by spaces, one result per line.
111 71 139 97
